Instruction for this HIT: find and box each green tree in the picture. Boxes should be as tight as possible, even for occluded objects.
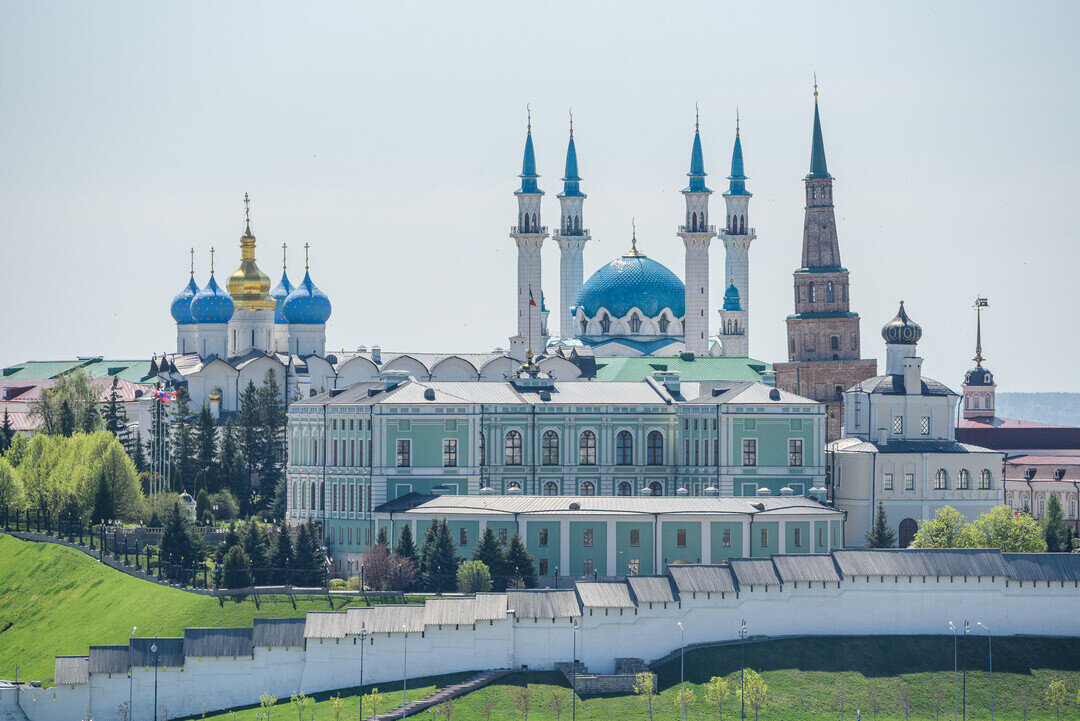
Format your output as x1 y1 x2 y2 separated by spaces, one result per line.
90 472 115 524
58 399 76 437
221 545 253 591
376 525 389 546
195 489 212 524
3 433 29 466
236 381 261 512
159 501 205 583
30 369 100 436
271 521 293 584
294 518 325 587
632 672 656 721
397 522 417 565
289 693 312 721
472 526 508 589
0 457 27 511
1043 494 1071 552
170 387 196 493
704 676 730 719
457 560 493 593
102 377 125 435
421 519 460 590
864 501 897 548
193 404 218 494
910 506 970 548
1 409 16 454
259 692 277 720
672 684 696 717
242 519 272 584
128 430 146 473
83 438 145 523
210 489 240 520
736 669 768 721
504 533 537 589
1046 679 1069 720
217 419 246 505
257 370 287 507
963 505 1046 552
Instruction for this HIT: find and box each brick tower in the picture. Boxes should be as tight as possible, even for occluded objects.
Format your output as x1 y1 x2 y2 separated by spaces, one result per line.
774 84 876 440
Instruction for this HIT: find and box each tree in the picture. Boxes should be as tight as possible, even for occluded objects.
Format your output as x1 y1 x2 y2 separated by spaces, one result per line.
236 381 261 512
0 409 15 454
632 672 656 721
170 387 196 493
910 506 969 548
376 525 389 546
84 439 145 523
1043 494 1071 552
289 693 311 721
864 502 897 548
433 698 453 720
420 519 460 590
59 399 76 437
30 369 100 436
271 521 293 584
963 505 1046 552
866 684 881 719
397 522 417 565
217 419 246 505
0 458 27 511
360 541 395 591
195 489 211 524
103 378 124 435
478 697 497 721
705 675 730 719
387 553 417 592
293 518 326 587
210 489 240 521
512 683 533 721
472 526 508 588
259 692 276 720
365 689 380 720
330 695 346 721
221 545 252 591
241 519 272 584
672 684 696 717
91 473 115 525
159 501 205 582
457 560 493 593
895 681 912 721
548 690 566 721
129 430 147 473
504 533 537 589
736 669 767 721
3 433 29 466
1046 679 1069 720
193 404 218 494
257 370 287 509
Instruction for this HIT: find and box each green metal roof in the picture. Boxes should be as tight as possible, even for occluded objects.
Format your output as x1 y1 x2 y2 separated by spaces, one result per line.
2 358 155 383
592 355 770 382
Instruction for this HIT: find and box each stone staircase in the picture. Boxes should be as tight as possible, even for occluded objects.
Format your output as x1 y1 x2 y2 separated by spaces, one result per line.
364 668 511 721
555 658 653 694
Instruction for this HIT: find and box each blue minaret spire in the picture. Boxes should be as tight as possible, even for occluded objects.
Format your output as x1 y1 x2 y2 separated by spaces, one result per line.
726 110 750 196
685 105 711 193
560 112 583 197
518 107 540 194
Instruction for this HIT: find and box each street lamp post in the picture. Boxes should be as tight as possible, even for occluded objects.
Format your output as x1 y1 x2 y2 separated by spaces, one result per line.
359 622 367 719
963 620 971 721
740 619 748 721
677 621 686 721
151 643 159 721
128 626 136 721
571 622 578 721
402 624 408 720
948 622 958 721
977 622 993 721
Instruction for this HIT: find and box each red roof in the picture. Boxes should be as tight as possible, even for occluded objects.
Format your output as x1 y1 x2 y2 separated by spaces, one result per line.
958 417 1066 429
956 416 1080 452
0 378 152 405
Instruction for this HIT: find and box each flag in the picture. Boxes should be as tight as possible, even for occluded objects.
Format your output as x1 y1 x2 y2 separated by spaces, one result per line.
154 389 177 402
529 286 536 307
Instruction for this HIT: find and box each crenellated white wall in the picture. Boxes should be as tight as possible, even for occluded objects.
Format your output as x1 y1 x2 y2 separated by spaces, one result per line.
16 580 1079 721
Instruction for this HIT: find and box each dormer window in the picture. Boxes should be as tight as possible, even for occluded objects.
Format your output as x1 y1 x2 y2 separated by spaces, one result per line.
1055 468 1067 481
658 315 669 334
1025 468 1037 480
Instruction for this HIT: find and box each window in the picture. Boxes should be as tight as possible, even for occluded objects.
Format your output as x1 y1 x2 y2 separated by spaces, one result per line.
617 481 632 496
627 559 640 576
539 558 549 576
630 529 640 547
934 469 948 490
827 282 835 303
538 528 548 547
542 430 560 465
505 431 523 465
676 529 687 548
583 528 593 547
581 318 588 335
979 469 992 490
629 313 642 333
578 431 597 465
883 473 894 490
498 528 508 545
958 469 970 490
904 472 915 491
396 439 411 467
580 481 596 496
479 431 486 466
830 336 839 351
808 282 816 303
685 439 691 464
793 528 802 548
583 559 593 575
893 415 904 435
789 439 804 466
616 431 634 465
459 528 468 546
921 416 931 435
332 484 338 511
443 439 458 467
760 528 768 547
722 529 731 547
600 313 611 334
647 431 664 465
694 440 700 466
506 481 521 492
818 527 823 548
648 481 663 496
543 481 559 496
658 315 669 334
332 441 338 466
742 439 757 466
350 484 355 512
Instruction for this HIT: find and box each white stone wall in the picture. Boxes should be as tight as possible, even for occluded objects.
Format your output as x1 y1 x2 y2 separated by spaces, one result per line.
554 235 588 340
682 239 711 355
229 309 276 356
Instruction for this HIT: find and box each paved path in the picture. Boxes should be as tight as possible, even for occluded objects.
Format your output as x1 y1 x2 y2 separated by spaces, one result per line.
365 668 510 721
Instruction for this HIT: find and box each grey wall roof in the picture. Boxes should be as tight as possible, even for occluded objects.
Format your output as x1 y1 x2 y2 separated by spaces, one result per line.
54 656 89 685
424 597 484 626
627 576 677 604
252 618 306 648
575 581 636 609
833 549 1011 578
1004 553 1080 582
772 555 842 584
507 589 581 619
344 605 426 635
667 564 736 594
129 638 184 668
304 612 349 639
184 627 254 657
474 593 509 621
730 559 783 587
88 645 130 674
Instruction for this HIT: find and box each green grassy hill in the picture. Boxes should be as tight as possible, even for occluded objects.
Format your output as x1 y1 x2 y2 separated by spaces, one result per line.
0 534 414 684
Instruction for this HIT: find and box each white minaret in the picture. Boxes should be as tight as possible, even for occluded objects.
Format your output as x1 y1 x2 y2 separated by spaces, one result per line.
677 110 716 356
553 111 590 341
719 113 755 357
509 110 548 361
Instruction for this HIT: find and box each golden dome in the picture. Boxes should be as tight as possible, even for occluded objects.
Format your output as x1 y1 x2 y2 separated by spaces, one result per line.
227 222 275 312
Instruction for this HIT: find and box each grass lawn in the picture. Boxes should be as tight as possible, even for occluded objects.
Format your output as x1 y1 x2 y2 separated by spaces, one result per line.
0 533 419 684
194 636 1080 720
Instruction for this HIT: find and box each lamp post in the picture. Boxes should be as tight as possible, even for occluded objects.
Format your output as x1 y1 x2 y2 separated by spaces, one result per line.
571 622 578 721
359 622 367 719
151 643 158 721
977 622 993 721
128 626 136 721
950 621 959 721
740 619 748 721
401 624 408 720
677 621 685 721
962 621 971 721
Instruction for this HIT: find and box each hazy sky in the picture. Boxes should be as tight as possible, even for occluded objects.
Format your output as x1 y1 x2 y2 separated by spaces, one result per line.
2 2 1078 391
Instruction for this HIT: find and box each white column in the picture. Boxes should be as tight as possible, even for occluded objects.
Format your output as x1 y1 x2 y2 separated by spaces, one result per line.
701 519 712 564
560 519 570 577
605 519 617 576
742 519 752 557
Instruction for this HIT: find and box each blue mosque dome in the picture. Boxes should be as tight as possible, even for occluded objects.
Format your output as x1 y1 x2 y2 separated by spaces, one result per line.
170 277 199 324
577 245 685 319
723 282 742 311
190 276 234 324
270 271 294 324
282 271 332 325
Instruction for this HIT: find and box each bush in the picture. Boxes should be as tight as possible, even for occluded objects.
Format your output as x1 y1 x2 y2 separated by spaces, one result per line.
329 577 347 590
457 560 493 594
210 490 240 520
221 545 252 591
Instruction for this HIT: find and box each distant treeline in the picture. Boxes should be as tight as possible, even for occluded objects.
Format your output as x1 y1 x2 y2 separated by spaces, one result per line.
997 392 1080 426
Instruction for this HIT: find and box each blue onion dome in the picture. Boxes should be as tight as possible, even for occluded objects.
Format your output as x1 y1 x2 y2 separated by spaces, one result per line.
881 301 922 345
964 365 994 387
190 275 235 324
723 282 742 311
170 277 199 324
282 271 332 324
576 247 685 319
270 271 294 324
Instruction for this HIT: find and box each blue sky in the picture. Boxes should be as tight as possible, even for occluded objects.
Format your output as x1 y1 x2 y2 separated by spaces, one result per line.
1 1 1078 390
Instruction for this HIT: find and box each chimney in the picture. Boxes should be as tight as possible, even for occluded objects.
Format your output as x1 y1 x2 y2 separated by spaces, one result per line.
651 370 681 395
371 345 382 364
380 369 411 391
902 356 923 396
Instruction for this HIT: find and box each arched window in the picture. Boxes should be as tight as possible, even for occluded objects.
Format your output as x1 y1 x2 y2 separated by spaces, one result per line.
617 481 632 496
543 481 559 496
320 482 326 511
691 212 698 231
646 430 664 466
574 215 581 232
580 318 588 335
979 469 992 490
504 430 523 466
658 314 670 334
808 282 816 303
580 481 596 496
542 430 560 465
958 469 971 490
532 212 538 229
600 313 611 334
934 469 948 490
739 215 745 233
616 430 633 466
310 483 316 511
479 431 486 466
578 430 597 465
648 481 663 496
521 214 529 232
506 480 521 492
898 518 918 548
629 313 642 334
827 282 835 303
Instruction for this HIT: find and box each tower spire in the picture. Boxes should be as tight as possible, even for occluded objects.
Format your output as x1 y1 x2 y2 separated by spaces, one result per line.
190 247 195 277
282 243 287 271
243 192 251 233
974 297 989 367
209 247 215 276
808 78 830 179
304 242 310 271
